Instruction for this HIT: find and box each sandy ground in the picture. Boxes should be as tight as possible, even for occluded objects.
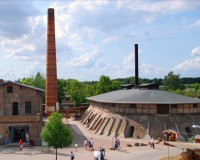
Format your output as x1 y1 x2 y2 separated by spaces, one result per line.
0 118 182 160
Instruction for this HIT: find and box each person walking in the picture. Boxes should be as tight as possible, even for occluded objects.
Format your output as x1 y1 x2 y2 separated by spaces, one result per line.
83 138 88 150
90 138 94 151
26 132 29 143
70 151 75 160
117 139 120 151
150 137 155 149
19 138 23 150
114 138 118 149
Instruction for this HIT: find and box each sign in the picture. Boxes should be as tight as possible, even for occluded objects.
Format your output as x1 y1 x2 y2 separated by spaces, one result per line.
46 106 55 112
56 102 59 111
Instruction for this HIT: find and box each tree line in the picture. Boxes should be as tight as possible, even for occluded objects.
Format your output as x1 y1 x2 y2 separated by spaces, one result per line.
18 72 200 106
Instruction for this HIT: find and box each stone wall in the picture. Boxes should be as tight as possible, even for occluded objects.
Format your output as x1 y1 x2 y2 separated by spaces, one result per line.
83 103 200 140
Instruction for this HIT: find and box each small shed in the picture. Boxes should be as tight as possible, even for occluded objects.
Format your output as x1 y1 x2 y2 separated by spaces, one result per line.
194 135 200 143
162 129 177 145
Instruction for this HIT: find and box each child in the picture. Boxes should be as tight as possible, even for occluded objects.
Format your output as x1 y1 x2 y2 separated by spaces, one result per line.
19 138 23 150
70 151 74 160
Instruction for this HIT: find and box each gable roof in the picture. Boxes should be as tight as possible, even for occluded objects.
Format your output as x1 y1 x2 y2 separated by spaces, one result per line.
0 81 45 92
87 89 200 104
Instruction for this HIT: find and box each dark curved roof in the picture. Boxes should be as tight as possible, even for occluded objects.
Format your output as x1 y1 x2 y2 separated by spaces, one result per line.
87 89 200 104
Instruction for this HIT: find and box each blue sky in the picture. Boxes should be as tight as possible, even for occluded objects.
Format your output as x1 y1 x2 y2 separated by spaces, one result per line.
0 0 200 81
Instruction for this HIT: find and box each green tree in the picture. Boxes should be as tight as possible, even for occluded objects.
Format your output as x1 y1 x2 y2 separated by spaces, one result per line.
183 88 196 98
20 72 45 102
95 75 112 94
58 79 68 104
34 72 45 89
66 79 86 106
171 89 183 95
163 71 183 90
20 77 34 86
40 112 72 160
111 80 120 91
197 88 200 98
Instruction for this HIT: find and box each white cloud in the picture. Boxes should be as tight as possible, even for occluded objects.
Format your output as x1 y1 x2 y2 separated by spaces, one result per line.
120 0 199 14
123 52 135 69
140 64 164 77
189 19 200 28
1 35 35 59
192 47 200 56
101 35 118 45
122 51 165 78
66 48 100 67
0 68 13 80
23 60 45 77
117 1 200 23
0 1 200 81
174 57 200 72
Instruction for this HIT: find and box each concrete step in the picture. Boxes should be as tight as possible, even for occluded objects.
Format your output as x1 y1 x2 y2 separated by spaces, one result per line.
4 142 30 147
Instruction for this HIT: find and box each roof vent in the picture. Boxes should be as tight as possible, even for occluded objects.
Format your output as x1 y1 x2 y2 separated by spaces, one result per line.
120 84 134 90
137 83 159 90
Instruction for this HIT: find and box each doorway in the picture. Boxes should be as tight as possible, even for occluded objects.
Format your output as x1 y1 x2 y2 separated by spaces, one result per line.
157 104 169 114
185 127 193 138
9 126 29 142
126 126 134 138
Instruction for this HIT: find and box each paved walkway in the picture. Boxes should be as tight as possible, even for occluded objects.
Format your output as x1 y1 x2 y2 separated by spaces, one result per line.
0 118 182 160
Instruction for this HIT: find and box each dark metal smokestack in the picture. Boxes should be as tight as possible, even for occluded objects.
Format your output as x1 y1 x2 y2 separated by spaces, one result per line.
135 44 138 88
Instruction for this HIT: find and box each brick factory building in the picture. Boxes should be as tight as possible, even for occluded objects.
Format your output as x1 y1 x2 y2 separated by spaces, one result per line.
81 87 200 140
0 80 44 145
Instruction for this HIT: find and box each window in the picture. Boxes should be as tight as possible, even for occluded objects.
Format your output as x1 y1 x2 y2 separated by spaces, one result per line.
171 104 178 108
7 86 13 93
130 104 136 108
157 104 169 114
12 102 18 115
193 104 197 108
25 102 31 114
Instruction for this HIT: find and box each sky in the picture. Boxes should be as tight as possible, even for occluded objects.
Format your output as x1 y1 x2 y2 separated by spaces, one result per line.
0 0 200 81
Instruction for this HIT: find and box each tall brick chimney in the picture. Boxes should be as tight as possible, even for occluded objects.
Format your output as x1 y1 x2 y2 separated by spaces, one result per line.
134 44 138 88
45 8 58 115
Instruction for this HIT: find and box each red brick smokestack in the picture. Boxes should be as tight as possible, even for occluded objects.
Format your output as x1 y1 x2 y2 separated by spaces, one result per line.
135 44 138 88
45 8 58 115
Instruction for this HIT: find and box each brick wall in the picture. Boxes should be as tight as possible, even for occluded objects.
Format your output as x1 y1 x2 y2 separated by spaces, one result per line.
0 82 44 145
0 82 43 116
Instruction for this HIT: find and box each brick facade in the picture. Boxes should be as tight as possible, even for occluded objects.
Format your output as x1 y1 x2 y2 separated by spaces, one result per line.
45 8 58 115
0 81 44 145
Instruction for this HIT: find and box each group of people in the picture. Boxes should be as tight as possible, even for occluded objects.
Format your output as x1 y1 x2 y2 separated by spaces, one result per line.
18 137 35 150
114 138 120 150
83 138 94 151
